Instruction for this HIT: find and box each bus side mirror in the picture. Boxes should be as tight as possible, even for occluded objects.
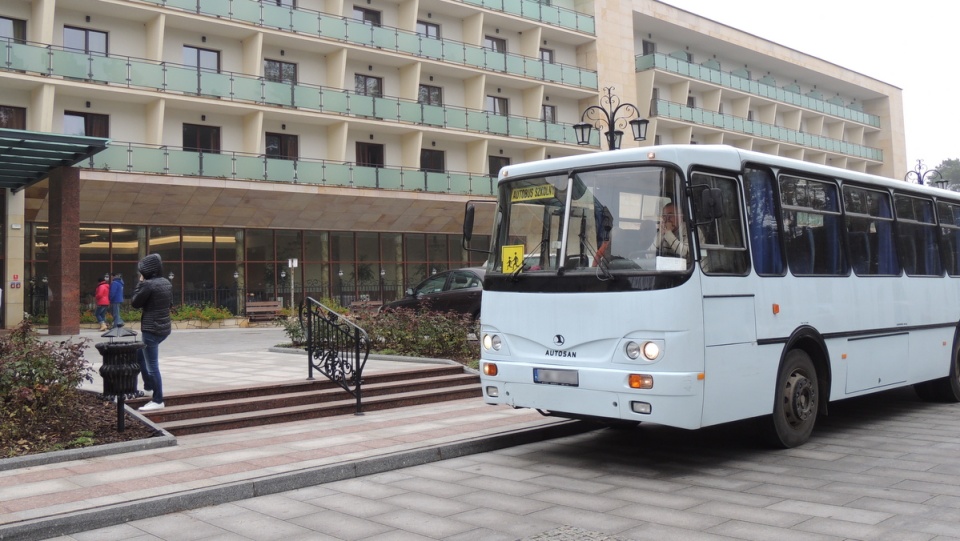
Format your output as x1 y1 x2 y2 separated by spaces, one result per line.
699 187 724 222
463 204 475 243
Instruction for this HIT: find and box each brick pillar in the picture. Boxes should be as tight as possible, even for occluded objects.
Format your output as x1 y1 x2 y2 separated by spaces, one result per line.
48 166 80 335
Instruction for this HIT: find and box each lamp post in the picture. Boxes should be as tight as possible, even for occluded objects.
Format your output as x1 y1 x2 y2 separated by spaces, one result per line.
904 159 943 187
280 270 286 307
233 270 240 315
573 86 649 150
338 269 345 307
379 268 386 303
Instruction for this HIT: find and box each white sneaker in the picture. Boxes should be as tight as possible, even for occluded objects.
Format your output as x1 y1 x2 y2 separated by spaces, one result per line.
139 401 165 412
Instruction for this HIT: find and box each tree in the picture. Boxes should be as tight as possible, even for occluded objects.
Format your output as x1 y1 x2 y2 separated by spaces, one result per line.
936 158 960 184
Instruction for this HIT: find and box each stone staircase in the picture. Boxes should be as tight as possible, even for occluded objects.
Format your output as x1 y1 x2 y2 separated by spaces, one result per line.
129 365 481 436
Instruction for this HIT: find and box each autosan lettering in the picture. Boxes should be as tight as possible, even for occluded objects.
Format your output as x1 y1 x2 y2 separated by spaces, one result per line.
544 349 576 358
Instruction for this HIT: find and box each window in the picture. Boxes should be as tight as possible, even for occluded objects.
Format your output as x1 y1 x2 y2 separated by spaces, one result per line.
265 132 298 160
686 96 696 108
489 155 510 178
184 45 220 72
486 95 508 116
418 84 442 106
779 175 846 275
843 185 898 276
356 142 384 167
642 40 656 56
353 6 381 26
747 110 755 121
743 167 785 275
894 194 941 276
938 201 960 276
691 173 748 274
272 0 296 5
416 20 440 38
484 35 506 53
420 149 445 172
539 48 554 64
183 123 221 153
541 104 557 123
264 59 297 83
355 74 383 97
0 105 26 129
0 16 26 43
64 26 107 55
63 111 109 137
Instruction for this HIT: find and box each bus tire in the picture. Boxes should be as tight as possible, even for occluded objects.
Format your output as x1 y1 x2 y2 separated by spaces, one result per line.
914 342 960 403
765 349 818 448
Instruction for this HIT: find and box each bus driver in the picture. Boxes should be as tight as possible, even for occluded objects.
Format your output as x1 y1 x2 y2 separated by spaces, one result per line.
655 203 690 258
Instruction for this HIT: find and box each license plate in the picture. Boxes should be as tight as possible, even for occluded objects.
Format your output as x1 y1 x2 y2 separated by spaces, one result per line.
533 368 579 386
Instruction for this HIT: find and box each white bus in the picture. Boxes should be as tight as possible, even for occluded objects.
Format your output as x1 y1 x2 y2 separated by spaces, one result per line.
463 145 960 447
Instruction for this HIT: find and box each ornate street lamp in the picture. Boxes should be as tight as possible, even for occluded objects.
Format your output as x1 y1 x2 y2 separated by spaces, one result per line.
573 86 649 150
904 159 943 187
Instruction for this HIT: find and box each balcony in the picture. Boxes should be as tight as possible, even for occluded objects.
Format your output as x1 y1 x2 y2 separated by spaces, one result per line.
651 99 883 162
451 0 595 34
1 40 599 146
81 141 498 195
133 0 598 89
636 53 880 128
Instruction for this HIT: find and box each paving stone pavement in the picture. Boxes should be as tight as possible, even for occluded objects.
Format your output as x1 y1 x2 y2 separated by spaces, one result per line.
8 327 960 540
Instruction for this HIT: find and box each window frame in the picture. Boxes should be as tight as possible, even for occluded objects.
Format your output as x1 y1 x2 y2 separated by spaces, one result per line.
264 58 297 84
353 6 382 26
355 73 383 97
63 25 108 55
486 95 508 116
265 132 299 160
418 84 442 106
483 35 506 53
416 20 440 38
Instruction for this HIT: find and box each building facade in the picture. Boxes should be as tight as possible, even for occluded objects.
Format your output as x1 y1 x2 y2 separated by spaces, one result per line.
0 0 905 328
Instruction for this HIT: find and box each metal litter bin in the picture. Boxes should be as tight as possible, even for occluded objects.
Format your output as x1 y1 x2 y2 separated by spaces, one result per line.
96 327 144 431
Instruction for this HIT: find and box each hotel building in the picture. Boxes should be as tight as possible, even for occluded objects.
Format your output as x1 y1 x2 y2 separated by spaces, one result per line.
0 0 905 331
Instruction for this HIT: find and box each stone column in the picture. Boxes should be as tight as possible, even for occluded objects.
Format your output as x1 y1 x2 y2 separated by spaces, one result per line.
47 166 80 335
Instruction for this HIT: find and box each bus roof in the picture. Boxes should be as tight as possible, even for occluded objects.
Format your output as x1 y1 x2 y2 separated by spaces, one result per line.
498 145 948 198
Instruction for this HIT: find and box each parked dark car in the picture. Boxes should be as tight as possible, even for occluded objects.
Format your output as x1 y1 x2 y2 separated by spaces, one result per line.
381 268 485 320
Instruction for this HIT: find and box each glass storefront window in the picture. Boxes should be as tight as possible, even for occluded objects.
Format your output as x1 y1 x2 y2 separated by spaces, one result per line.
330 232 354 262
112 226 144 261
183 227 213 261
183 262 215 305
276 230 301 262
79 226 110 261
215 228 242 263
149 227 181 263
246 229 274 261
304 230 328 261
428 234 447 271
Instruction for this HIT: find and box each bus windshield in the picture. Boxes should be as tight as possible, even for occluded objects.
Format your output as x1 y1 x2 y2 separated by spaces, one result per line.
494 165 688 274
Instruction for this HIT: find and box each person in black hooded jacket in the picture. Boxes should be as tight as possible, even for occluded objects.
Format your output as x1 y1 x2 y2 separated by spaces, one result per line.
131 253 173 411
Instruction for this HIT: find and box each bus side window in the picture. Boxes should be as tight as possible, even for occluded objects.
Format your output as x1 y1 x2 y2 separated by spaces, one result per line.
843 185 898 276
743 168 784 275
938 201 960 276
691 172 748 275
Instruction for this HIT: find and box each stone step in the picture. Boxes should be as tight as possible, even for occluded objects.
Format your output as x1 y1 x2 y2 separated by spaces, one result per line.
155 384 483 435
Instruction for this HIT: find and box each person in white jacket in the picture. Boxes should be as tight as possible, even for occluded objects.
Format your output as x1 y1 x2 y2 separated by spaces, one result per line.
654 203 689 258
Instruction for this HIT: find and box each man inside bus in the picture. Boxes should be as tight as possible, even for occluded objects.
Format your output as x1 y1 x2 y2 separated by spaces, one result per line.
655 202 690 258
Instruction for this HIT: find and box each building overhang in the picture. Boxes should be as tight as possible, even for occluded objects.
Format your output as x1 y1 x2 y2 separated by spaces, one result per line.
0 128 109 192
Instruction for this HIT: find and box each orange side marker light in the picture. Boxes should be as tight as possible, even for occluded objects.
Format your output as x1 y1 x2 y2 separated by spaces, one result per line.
772 303 780 315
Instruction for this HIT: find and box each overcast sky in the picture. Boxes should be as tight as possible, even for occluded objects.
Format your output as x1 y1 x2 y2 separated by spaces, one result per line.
661 0 957 176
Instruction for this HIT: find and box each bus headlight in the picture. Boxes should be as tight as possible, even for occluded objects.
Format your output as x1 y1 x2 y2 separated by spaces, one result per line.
483 334 502 351
641 341 660 361
625 340 662 361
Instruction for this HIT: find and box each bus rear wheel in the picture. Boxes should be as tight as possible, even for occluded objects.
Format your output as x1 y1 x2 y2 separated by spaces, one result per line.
765 349 818 448
914 342 960 402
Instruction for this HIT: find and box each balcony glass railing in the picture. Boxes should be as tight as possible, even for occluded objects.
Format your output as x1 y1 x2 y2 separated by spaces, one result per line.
133 0 597 89
1 40 598 146
452 0 595 34
80 141 498 195
651 99 883 161
636 54 880 128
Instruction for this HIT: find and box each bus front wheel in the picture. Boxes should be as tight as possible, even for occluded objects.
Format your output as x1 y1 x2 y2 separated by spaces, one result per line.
914 342 960 402
765 349 819 448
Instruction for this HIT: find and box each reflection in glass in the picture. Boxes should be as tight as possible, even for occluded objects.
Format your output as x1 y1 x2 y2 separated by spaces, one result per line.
79 226 110 261
149 227 181 263
183 227 214 261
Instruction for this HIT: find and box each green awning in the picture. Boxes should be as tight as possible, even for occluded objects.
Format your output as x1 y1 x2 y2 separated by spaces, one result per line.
0 128 109 192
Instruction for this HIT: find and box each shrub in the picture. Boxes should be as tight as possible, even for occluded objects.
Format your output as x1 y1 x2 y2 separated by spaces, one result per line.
277 298 346 347
352 306 479 364
0 317 92 456
171 304 233 322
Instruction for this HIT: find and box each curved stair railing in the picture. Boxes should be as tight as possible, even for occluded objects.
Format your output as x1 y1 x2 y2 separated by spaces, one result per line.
302 297 371 414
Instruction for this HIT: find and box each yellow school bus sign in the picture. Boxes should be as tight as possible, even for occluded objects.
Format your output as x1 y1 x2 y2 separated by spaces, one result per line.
510 184 555 202
502 245 524 274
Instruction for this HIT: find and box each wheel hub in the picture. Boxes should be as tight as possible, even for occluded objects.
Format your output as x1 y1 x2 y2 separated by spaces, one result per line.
785 372 816 424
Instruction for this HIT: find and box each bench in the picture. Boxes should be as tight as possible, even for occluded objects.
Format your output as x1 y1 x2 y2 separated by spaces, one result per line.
349 300 382 314
246 300 283 321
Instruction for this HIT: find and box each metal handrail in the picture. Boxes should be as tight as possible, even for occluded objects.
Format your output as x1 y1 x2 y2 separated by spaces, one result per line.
302 297 370 414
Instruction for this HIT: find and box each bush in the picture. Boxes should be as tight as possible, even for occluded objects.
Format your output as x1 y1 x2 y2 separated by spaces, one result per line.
171 304 233 322
352 307 479 364
0 317 92 457
277 298 345 347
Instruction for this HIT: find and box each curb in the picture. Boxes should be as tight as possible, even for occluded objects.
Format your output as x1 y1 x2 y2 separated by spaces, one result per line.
0 420 597 541
0 405 175 473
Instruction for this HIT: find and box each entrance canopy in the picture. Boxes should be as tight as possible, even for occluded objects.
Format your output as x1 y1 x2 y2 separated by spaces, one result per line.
0 128 109 192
